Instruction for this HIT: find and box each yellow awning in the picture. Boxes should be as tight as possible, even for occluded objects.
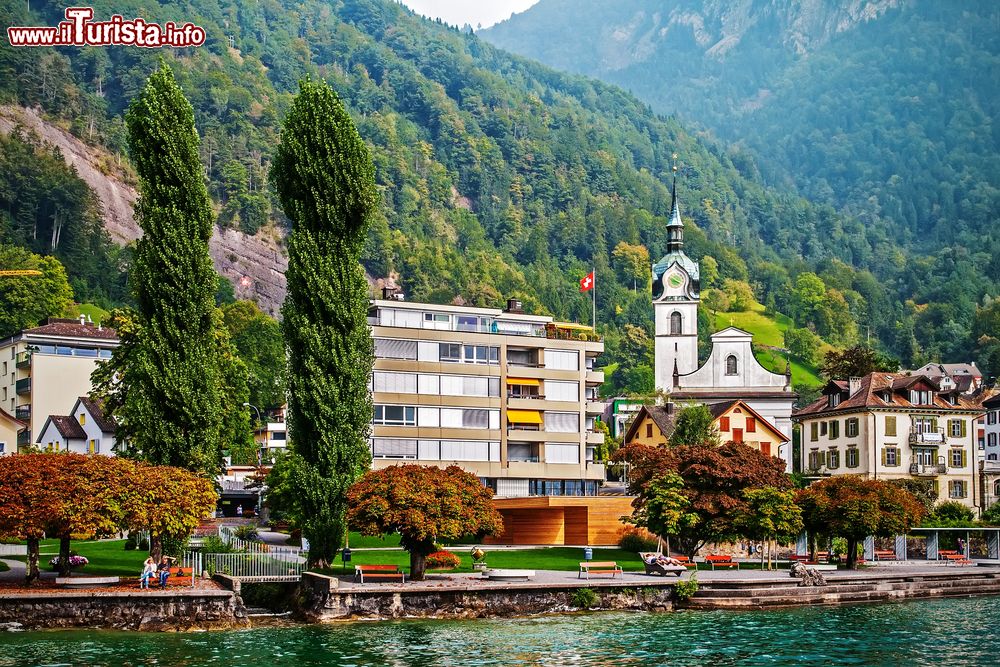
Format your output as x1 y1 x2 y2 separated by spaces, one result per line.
552 321 594 331
507 409 543 424
507 377 541 386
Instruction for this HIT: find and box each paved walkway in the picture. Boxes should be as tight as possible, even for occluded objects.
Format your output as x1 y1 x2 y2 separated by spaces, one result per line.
0 558 59 584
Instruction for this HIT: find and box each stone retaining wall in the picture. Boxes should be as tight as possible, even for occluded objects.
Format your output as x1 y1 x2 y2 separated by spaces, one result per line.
0 589 249 631
300 573 674 621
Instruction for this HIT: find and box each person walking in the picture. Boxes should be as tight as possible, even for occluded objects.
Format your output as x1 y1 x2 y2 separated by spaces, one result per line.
140 557 156 589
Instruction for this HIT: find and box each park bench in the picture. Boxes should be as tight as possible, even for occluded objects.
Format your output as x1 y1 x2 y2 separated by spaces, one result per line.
943 553 973 566
137 566 194 588
705 555 740 570
56 576 120 589
937 550 958 560
874 549 898 561
815 551 830 563
672 555 698 568
355 564 405 583
578 561 623 579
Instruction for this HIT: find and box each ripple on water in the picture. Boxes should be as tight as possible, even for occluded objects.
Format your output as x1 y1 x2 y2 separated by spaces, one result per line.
2 598 1000 666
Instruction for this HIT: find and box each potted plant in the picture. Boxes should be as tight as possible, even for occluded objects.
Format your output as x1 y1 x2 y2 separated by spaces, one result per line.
470 547 487 571
426 550 461 571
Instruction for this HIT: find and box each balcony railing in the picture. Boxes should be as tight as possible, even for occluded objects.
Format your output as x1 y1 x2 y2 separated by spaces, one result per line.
14 406 30 421
909 462 946 476
14 378 30 395
909 428 945 445
16 430 30 447
15 351 31 368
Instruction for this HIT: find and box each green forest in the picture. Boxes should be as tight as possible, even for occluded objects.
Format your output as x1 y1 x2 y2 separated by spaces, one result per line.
1 0 997 399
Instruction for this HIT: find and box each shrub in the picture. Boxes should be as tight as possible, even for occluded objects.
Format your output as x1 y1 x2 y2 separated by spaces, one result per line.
674 575 699 602
981 501 1000 526
924 501 976 527
571 587 600 609
124 537 137 551
425 550 461 570
201 535 237 553
49 555 88 570
138 538 150 551
161 534 188 557
618 526 658 553
233 524 260 541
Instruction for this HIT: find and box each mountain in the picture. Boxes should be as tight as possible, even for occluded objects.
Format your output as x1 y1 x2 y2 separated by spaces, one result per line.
483 0 1000 374
0 0 995 386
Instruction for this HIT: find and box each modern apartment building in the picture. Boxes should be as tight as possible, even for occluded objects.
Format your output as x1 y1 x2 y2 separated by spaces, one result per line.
0 317 118 452
981 394 1000 510
369 296 606 497
794 372 987 511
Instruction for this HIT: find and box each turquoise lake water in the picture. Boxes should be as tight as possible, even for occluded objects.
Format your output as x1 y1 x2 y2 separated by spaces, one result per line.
2 597 1000 666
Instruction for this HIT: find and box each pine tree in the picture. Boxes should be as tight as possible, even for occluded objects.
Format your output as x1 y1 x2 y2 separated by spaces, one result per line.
271 79 377 567
95 63 252 478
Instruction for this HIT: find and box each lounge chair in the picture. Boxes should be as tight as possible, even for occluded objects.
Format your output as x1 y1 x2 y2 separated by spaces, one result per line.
639 552 686 577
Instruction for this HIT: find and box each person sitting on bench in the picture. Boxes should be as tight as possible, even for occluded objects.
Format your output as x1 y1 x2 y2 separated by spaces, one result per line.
157 556 176 588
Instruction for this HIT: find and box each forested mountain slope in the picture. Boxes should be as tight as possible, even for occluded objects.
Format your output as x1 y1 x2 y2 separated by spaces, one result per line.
1 0 996 386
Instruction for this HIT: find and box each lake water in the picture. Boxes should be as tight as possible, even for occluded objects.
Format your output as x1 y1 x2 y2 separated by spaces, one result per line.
2 596 1000 666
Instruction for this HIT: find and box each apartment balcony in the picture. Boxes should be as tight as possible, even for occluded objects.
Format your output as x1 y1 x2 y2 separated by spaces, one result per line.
16 430 31 447
586 430 605 445
15 351 31 369
909 428 945 445
14 378 30 395
909 462 946 476
506 427 547 442
585 401 604 414
14 406 30 421
585 369 604 384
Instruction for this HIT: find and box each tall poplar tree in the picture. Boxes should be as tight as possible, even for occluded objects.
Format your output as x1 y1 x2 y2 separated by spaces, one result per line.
271 79 377 567
94 63 252 479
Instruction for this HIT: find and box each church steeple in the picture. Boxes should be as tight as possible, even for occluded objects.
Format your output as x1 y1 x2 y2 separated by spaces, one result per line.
665 162 683 253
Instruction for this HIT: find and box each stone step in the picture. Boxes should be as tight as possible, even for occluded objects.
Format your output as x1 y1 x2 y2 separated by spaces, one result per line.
687 582 1000 609
695 576 1000 598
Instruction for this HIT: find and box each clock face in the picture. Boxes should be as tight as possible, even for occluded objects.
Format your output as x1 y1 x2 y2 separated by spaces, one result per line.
666 271 685 290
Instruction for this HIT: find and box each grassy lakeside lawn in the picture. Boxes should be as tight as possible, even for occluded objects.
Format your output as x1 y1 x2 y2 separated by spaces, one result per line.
0 560 8 572
16 539 147 577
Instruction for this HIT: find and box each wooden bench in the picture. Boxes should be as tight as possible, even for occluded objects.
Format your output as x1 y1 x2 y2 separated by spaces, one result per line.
938 550 959 560
943 553 973 566
579 561 623 579
355 564 405 583
672 555 698 569
56 576 120 589
874 549 898 561
815 551 830 563
705 555 739 570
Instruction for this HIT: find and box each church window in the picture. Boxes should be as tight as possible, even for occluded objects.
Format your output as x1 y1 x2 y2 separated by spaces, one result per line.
725 355 738 376
669 311 682 335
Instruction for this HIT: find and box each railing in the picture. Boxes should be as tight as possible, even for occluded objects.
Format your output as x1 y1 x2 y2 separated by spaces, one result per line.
909 462 946 476
14 378 30 394
15 351 30 368
14 406 30 421
16 430 30 447
910 428 945 444
508 392 544 399
211 525 308 581
181 550 203 587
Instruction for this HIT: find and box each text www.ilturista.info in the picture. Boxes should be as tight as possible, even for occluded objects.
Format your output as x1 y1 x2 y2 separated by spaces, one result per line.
7 7 206 47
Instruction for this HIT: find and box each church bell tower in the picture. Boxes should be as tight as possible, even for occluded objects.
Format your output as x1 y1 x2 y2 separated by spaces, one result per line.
652 166 700 392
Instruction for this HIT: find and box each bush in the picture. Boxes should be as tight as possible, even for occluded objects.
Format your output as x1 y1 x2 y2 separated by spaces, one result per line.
161 534 189 557
233 524 260 541
124 537 137 551
981 501 1000 526
674 575 699 602
138 538 150 551
924 501 975 527
49 554 88 570
571 587 600 609
201 535 237 553
618 526 658 553
425 550 461 570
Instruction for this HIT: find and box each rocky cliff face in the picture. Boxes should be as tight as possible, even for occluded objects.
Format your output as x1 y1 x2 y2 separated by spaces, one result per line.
0 105 288 316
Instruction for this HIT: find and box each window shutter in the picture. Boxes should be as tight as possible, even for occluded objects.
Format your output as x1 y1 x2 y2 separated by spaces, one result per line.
811 423 818 441
961 450 967 468
720 416 730 432
881 448 887 467
931 418 938 431
960 420 967 438
885 416 896 437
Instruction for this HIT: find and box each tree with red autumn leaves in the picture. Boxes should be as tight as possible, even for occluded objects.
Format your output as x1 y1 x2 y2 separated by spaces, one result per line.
0 453 216 583
797 475 925 568
613 441 790 557
347 465 503 580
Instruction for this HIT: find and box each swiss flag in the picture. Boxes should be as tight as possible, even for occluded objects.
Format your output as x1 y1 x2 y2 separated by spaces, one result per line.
579 270 595 292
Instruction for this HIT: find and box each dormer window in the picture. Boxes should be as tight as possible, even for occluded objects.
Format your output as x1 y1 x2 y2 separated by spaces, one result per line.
909 390 933 405
828 394 842 408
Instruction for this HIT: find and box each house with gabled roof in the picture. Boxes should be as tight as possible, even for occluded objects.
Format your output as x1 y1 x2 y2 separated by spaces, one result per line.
35 396 118 455
793 372 987 511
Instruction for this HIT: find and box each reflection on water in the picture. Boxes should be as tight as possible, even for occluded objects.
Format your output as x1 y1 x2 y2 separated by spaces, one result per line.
2 596 1000 666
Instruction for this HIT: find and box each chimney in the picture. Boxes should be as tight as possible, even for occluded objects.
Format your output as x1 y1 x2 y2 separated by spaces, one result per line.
848 376 862 395
78 314 86 325
505 298 523 313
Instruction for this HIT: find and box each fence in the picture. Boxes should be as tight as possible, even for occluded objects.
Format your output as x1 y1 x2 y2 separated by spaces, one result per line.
0 543 27 556
206 525 307 581
181 550 203 587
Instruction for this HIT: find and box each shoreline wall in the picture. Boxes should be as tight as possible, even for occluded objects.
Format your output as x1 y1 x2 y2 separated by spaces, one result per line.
0 589 249 631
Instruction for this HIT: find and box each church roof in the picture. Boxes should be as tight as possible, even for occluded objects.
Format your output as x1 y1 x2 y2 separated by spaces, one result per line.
652 252 700 282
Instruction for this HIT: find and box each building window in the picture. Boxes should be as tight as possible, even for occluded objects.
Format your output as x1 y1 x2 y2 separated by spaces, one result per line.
808 450 821 470
827 449 840 469
719 416 730 432
78 413 86 425
989 411 998 425
373 405 416 426
948 419 967 439
994 480 1000 497
885 416 896 437
846 418 859 438
828 394 841 408
883 447 899 467
910 390 933 405
829 420 840 440
950 449 966 468
810 422 818 442
989 433 998 448
846 448 859 468
820 422 828 437
670 311 682 335
646 423 653 438
725 355 738 376
949 480 967 499
544 350 579 371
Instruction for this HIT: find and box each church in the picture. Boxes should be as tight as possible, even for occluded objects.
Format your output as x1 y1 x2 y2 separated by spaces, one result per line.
650 177 796 469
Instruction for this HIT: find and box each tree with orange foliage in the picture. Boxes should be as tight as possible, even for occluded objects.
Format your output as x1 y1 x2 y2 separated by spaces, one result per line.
797 475 925 568
347 465 503 580
0 454 67 583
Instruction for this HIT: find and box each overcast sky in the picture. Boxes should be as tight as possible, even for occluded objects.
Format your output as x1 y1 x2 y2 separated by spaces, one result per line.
399 0 541 29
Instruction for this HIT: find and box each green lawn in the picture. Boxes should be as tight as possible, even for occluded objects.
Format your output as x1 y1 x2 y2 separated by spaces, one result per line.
16 539 147 577
0 560 8 573
713 301 825 388
74 303 110 325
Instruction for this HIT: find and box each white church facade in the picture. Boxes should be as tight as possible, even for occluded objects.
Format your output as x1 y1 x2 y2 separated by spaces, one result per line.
651 178 796 469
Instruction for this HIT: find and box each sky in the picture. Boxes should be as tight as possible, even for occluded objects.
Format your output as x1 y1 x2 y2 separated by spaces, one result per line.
398 0 541 30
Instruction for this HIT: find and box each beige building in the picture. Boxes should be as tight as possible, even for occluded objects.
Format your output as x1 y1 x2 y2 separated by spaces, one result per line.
0 407 26 456
368 296 606 497
794 372 987 511
0 317 118 452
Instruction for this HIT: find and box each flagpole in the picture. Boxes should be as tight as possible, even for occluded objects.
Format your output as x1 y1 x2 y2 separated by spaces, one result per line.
592 266 596 332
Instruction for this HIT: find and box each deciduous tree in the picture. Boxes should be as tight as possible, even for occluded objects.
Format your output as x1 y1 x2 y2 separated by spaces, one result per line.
271 78 378 567
669 404 720 447
347 465 503 580
734 486 802 570
819 345 897 380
